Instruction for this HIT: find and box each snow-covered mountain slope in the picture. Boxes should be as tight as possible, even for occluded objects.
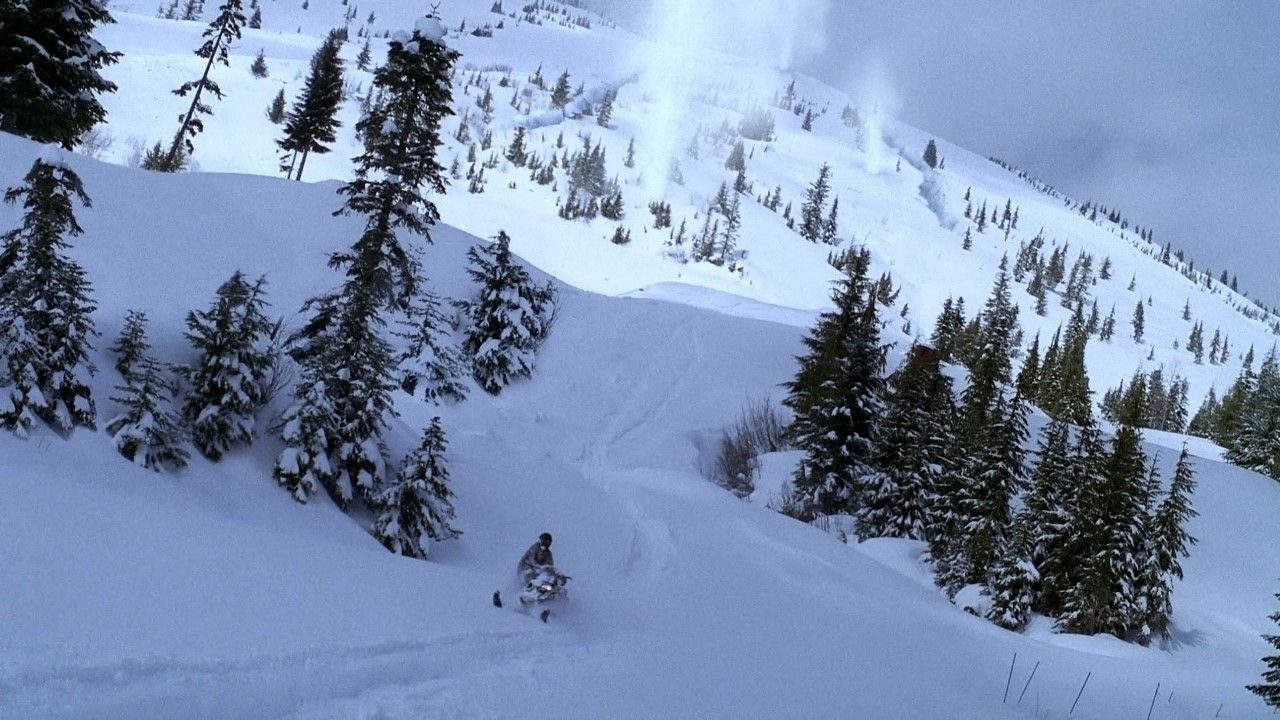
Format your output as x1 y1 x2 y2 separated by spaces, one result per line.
1 124 1280 718
84 0 1280 411
6 2 1280 717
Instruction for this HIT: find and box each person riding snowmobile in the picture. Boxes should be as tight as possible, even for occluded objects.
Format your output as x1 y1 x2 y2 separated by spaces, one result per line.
518 532 556 582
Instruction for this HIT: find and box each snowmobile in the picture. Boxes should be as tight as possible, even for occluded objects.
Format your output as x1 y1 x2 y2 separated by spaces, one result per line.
493 568 570 622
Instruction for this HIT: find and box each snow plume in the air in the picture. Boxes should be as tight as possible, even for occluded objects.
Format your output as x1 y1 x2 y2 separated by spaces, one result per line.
850 60 898 175
633 0 831 195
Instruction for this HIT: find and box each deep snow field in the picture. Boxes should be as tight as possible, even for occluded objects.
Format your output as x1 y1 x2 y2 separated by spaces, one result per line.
3 1 1280 717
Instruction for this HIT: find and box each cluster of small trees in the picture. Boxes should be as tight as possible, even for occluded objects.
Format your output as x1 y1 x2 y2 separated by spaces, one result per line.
1187 347 1280 479
1 10 563 562
798 163 838 244
782 253 1197 644
1099 367 1190 433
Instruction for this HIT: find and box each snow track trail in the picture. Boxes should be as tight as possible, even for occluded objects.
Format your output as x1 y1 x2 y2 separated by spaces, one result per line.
3 631 572 720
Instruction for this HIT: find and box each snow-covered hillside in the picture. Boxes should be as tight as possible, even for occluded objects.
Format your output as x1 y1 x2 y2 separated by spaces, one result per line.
84 0 1280 410
5 1 1280 717
0 126 1276 720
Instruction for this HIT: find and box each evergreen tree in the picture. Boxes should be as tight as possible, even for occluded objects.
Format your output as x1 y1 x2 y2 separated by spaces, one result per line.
1225 350 1280 478
1248 592 1280 708
799 163 831 243
930 297 966 362
923 139 938 169
278 31 346 180
1187 387 1219 438
396 288 468 403
250 48 268 78
110 309 151 381
946 391 1030 589
355 37 372 70
1015 334 1040 399
505 125 528 167
550 70 571 109
725 140 746 172
105 319 188 472
964 260 1019 418
1057 410 1150 638
821 196 840 245
165 0 246 168
782 249 886 520
372 417 460 558
458 232 558 394
1215 350 1257 448
266 87 286 123
1022 416 1076 614
855 347 954 541
595 89 614 127
0 158 98 436
1100 305 1116 342
272 360 337 503
277 16 459 507
334 18 458 308
0 0 121 148
1138 445 1197 644
1131 301 1145 343
181 272 275 461
1188 321 1204 363
985 515 1038 630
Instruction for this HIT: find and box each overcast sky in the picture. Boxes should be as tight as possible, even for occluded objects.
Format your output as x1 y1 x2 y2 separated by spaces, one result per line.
597 0 1280 305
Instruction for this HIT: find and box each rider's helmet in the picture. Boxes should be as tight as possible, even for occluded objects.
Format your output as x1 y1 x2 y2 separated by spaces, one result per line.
539 532 553 547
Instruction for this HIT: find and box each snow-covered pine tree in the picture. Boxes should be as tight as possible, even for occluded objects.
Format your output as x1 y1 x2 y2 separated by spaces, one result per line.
110 309 151 381
782 248 886 521
396 287 468 403
277 15 459 506
506 125 528 167
335 16 458 309
1187 386 1219 439
105 317 188 472
272 361 337 503
855 346 954 541
1057 404 1150 638
1022 415 1077 615
985 514 1038 631
930 297 966 362
372 417 460 558
798 163 832 243
596 89 614 127
165 0 246 168
1015 333 1041 398
0 0 121 148
1248 593 1280 708
1225 349 1280 478
948 391 1030 588
821 196 840 245
1214 348 1256 449
181 272 275 461
277 30 346 180
550 70 571 109
0 157 98 436
458 231 558 394
1136 445 1197 645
